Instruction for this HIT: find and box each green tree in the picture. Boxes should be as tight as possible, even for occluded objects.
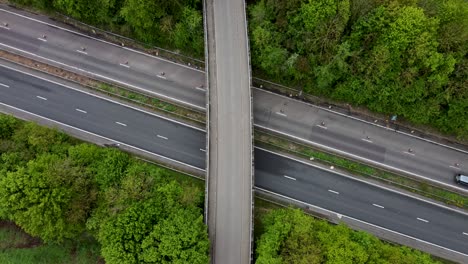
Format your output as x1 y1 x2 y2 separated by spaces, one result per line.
9 0 53 9
93 148 130 189
0 154 97 242
333 4 455 124
140 207 209 264
0 115 21 140
53 0 115 24
86 160 208 264
12 122 72 156
172 6 204 56
256 208 440 263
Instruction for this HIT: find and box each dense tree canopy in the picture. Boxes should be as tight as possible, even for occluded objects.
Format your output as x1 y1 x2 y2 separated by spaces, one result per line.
256 208 440 264
0 115 209 262
0 154 97 242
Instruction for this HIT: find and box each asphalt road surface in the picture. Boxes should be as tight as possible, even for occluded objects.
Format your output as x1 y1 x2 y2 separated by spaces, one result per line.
1 6 467 190
0 65 206 169
1 66 468 258
204 0 253 262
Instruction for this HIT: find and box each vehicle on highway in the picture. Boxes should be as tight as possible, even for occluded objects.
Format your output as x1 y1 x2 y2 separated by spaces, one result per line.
454 174 468 187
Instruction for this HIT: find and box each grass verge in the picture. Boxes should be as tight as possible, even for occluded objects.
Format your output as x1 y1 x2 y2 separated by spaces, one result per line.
0 221 102 264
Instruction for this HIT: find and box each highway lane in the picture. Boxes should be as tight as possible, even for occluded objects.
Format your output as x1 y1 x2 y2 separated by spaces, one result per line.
1 66 467 257
0 7 206 109
253 89 468 188
204 0 253 262
1 6 468 190
255 149 468 255
0 65 205 169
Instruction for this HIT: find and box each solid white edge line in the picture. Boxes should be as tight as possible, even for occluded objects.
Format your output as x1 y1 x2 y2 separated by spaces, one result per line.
157 135 168 140
115 122 127 127
0 43 205 111
75 108 87 114
36 95 47 100
284 175 296 181
0 63 206 132
328 189 339 195
252 87 468 155
254 125 468 194
254 146 468 217
0 83 9 88
0 8 204 73
372 203 385 209
254 187 468 257
417 217 429 223
0 102 205 172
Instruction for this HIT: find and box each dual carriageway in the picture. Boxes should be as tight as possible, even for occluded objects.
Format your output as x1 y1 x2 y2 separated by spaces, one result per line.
0 5 468 263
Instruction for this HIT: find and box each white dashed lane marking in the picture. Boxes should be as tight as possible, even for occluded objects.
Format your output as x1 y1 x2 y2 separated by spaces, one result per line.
417 217 429 223
76 49 88 55
372 204 385 209
115 122 127 127
157 135 168 140
0 82 9 88
283 175 296 181
275 112 287 117
328 189 339 195
75 108 87 114
36 95 47 100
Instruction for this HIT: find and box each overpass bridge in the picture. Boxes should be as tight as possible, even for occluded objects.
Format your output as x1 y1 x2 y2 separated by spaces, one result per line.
203 0 254 263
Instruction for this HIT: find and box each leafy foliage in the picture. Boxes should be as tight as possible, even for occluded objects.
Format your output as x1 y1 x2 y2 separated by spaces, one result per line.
0 115 209 262
256 208 440 264
90 164 209 264
0 154 97 243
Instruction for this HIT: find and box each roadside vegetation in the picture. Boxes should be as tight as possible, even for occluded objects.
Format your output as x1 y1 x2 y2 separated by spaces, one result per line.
6 0 468 139
255 208 441 264
0 114 209 264
0 221 101 264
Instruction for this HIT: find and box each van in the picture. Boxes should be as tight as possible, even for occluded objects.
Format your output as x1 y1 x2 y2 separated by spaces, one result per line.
455 174 468 187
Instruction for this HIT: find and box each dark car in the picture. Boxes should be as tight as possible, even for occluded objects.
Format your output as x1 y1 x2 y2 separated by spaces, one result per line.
455 174 468 187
